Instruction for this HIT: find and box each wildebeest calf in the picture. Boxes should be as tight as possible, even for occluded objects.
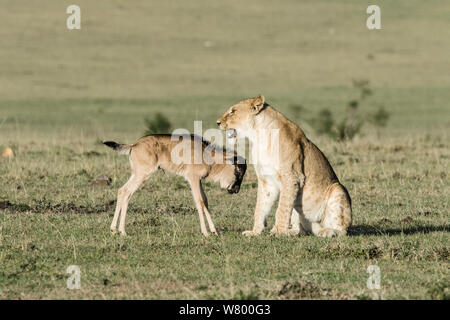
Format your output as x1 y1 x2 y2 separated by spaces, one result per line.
103 134 246 237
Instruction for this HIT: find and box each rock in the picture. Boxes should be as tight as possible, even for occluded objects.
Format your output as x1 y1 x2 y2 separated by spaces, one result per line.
378 218 392 224
93 175 112 186
401 216 414 224
2 147 14 159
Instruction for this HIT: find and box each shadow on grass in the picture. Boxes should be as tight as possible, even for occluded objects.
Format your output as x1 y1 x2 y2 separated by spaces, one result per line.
0 200 195 215
1 200 449 238
349 224 449 236
0 200 115 214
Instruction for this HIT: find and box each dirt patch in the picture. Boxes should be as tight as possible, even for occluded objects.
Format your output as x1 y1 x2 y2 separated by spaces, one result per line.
278 281 330 299
432 247 449 261
428 281 449 300
419 211 434 216
82 151 102 157
0 199 197 215
316 242 384 260
392 172 402 179
0 200 115 214
365 246 383 259
39 202 115 214
401 216 414 224
0 201 31 212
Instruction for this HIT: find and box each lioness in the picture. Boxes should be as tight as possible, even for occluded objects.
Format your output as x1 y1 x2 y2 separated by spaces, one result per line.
217 95 351 237
104 134 246 237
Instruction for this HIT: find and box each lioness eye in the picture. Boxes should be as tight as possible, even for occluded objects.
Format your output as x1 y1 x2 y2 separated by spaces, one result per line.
230 110 235 115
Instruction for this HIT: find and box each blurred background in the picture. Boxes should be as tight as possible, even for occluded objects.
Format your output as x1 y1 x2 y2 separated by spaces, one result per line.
0 0 449 144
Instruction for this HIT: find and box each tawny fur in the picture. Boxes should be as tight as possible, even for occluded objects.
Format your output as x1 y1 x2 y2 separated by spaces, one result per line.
217 95 352 237
104 134 246 237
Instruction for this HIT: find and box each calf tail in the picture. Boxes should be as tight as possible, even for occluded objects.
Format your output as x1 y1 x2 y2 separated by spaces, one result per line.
103 141 132 155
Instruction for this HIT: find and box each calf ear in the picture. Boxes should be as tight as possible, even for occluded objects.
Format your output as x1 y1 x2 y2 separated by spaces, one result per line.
251 94 265 113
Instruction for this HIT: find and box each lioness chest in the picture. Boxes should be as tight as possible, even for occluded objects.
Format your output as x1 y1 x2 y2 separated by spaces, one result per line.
255 163 282 189
253 139 337 221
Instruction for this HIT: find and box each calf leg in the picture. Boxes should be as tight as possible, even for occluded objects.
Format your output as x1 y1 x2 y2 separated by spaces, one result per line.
188 178 210 237
111 174 137 234
117 173 148 236
199 183 218 235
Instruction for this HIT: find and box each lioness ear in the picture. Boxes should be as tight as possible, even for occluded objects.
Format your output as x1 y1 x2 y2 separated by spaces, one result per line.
251 94 265 113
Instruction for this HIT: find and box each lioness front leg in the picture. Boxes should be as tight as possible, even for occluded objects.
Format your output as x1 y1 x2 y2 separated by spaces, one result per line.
288 191 305 236
270 178 299 236
243 178 279 236
289 209 306 236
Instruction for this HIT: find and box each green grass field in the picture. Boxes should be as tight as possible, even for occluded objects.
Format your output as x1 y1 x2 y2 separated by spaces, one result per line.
0 1 449 299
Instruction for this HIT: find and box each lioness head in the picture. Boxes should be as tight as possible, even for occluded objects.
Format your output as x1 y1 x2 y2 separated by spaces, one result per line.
216 94 266 138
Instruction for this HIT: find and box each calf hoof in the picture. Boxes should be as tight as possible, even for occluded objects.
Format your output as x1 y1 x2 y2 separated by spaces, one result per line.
242 230 261 237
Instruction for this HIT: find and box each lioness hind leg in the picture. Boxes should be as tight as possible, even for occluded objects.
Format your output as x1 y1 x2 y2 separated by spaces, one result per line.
315 183 352 238
314 226 345 238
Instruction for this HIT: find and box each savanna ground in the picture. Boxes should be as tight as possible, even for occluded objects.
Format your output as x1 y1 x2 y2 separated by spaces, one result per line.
0 1 449 299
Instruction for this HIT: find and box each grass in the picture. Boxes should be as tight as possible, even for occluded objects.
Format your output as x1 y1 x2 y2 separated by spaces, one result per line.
0 0 449 299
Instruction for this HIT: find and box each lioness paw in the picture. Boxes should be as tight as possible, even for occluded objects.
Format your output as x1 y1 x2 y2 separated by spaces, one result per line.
270 226 289 236
316 228 341 238
288 228 300 236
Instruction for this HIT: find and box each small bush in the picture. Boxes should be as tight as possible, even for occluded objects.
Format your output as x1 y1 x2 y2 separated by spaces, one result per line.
312 106 364 141
278 281 325 299
335 115 364 141
289 104 304 119
314 109 334 135
310 79 389 141
232 288 260 300
143 113 172 135
428 281 449 300
352 78 373 99
371 106 390 127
